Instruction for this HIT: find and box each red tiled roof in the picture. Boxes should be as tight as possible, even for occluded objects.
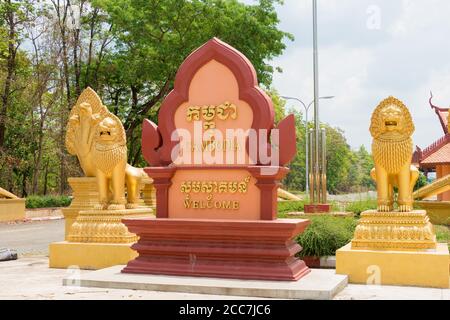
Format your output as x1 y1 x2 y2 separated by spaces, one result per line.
421 135 450 159
421 140 450 166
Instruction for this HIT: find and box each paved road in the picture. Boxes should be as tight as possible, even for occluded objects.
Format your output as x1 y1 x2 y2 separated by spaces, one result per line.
0 220 64 256
0 256 267 300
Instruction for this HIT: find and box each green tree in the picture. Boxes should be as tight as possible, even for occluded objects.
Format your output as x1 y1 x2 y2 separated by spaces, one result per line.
355 145 375 190
283 116 375 194
414 171 428 191
266 87 287 124
0 0 293 195
323 125 353 194
92 0 292 165
283 108 306 191
0 0 34 148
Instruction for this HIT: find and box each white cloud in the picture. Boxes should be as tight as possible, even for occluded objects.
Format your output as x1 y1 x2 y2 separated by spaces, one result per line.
269 0 450 150
274 44 374 130
410 66 450 145
389 0 450 38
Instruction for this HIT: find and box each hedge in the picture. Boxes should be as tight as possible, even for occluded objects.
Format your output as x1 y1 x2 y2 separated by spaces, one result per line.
26 195 72 209
296 215 357 258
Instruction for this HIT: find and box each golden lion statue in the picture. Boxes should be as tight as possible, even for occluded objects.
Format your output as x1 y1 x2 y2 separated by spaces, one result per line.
370 96 419 212
66 87 147 210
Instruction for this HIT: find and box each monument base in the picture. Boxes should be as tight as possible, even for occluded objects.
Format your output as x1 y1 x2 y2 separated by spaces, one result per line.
351 210 437 250
65 265 348 300
304 204 331 214
336 243 449 288
336 209 449 289
122 218 311 281
49 242 137 270
50 207 153 270
62 177 99 239
67 207 152 243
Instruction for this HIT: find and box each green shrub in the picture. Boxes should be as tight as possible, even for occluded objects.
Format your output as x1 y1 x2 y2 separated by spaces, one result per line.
278 200 306 215
296 216 358 257
26 195 72 209
414 171 428 191
345 199 377 215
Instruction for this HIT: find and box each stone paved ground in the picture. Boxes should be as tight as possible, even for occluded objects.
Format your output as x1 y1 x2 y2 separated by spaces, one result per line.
0 256 261 300
0 256 448 300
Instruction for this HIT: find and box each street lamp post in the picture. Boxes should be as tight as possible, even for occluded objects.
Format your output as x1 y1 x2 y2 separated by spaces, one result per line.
281 96 334 195
282 0 330 212
312 0 321 205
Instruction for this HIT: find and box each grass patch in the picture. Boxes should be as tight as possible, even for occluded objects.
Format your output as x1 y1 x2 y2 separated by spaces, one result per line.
278 200 307 216
435 225 450 246
295 215 358 257
345 199 377 215
26 195 72 209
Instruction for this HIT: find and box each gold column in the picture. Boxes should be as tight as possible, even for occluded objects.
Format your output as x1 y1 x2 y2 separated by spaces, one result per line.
62 177 98 240
308 128 327 205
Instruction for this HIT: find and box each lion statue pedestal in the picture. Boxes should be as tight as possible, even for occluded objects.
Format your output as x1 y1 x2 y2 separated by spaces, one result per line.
52 177 153 269
336 97 449 289
0 188 25 222
49 88 155 270
61 177 98 240
50 207 151 270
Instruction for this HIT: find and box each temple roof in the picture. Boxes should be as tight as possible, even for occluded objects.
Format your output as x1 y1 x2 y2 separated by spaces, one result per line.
412 146 421 166
416 94 450 168
429 93 449 135
419 134 450 167
421 144 450 166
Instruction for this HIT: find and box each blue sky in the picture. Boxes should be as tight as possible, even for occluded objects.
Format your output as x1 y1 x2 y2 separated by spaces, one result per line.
249 0 450 150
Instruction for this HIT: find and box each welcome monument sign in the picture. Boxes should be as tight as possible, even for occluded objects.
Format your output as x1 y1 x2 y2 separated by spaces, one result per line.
122 38 311 281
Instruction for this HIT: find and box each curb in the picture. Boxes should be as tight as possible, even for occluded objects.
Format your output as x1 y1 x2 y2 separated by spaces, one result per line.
29 216 64 222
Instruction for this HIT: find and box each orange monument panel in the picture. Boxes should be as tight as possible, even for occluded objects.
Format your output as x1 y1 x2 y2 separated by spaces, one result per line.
122 38 310 281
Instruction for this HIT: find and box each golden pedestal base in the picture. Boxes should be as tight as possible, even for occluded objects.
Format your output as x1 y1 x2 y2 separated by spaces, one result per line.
50 207 153 269
67 208 151 243
336 243 449 288
0 198 25 222
352 210 436 250
336 210 449 288
49 242 138 270
62 177 156 239
62 177 99 239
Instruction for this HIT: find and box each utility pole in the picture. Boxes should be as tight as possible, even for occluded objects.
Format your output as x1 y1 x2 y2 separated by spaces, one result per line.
305 0 331 213
312 0 320 203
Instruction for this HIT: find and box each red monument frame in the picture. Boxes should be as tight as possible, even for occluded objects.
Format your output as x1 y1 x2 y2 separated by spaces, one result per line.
122 38 310 281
